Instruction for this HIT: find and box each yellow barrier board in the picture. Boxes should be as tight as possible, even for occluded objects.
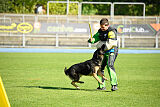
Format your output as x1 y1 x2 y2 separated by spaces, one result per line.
0 76 11 107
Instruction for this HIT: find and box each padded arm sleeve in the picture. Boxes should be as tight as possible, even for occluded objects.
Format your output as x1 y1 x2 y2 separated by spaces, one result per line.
105 31 117 50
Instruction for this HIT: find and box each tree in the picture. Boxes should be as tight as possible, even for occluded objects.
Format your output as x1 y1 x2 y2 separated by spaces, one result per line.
0 0 159 16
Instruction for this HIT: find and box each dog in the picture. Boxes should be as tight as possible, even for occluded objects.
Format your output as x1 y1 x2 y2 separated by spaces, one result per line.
64 44 108 89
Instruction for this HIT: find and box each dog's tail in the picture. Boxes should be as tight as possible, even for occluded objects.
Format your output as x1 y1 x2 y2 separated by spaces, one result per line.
64 67 69 75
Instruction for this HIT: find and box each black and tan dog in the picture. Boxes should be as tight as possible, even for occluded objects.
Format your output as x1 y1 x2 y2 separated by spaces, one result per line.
64 45 107 89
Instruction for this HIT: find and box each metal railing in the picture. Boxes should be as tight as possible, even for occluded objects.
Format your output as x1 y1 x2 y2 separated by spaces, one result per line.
47 1 146 18
0 14 159 48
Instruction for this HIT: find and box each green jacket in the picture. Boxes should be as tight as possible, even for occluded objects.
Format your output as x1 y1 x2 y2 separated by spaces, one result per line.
88 26 117 44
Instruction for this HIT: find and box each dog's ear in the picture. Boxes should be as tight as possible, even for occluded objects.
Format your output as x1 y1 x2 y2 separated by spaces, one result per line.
101 44 106 51
93 50 99 59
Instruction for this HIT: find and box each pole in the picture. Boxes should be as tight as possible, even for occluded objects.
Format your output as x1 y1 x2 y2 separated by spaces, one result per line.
56 33 59 47
155 31 160 48
47 2 49 15
67 0 69 15
22 15 25 47
89 23 92 38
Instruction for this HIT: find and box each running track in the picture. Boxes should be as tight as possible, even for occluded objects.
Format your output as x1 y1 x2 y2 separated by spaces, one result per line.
0 48 160 54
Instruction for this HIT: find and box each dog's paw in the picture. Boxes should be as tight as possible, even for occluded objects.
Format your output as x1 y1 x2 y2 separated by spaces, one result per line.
76 87 80 89
105 78 108 81
103 77 108 81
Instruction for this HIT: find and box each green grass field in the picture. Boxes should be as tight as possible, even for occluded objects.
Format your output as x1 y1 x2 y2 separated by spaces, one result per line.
0 53 160 107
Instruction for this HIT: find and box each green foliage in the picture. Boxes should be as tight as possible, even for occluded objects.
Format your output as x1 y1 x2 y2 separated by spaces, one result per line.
0 0 12 13
0 0 47 14
82 4 98 15
0 0 159 15
97 4 110 15
49 3 67 15
69 3 78 15
145 4 160 16
49 3 78 15
82 4 110 15
114 4 144 16
0 53 160 106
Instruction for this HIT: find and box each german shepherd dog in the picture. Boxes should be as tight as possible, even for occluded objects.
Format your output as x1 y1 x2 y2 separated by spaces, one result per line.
64 45 108 89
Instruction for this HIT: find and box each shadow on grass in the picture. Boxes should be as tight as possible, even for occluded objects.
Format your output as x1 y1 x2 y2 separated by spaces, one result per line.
18 86 111 92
